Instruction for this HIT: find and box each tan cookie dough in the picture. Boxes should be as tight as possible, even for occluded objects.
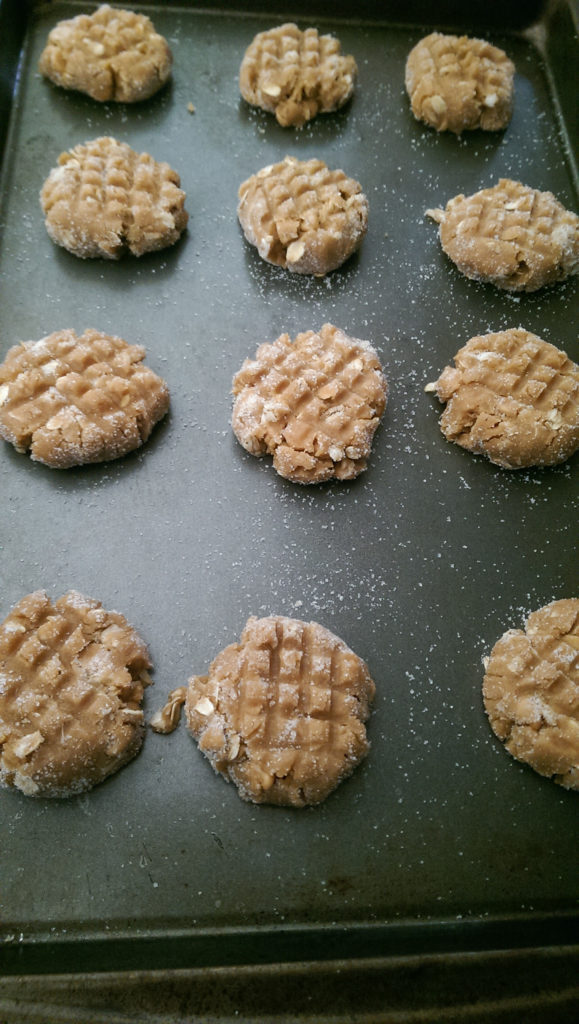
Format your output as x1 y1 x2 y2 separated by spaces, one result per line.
0 590 152 798
238 156 368 276
425 329 579 469
426 179 579 292
240 22 356 127
39 4 172 103
405 32 514 134
185 616 375 807
0 328 170 468
483 599 579 790
232 323 387 483
40 136 188 259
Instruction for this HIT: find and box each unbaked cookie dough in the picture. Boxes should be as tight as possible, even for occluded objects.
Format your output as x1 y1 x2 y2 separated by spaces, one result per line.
39 4 172 103
425 329 579 469
184 615 375 807
426 179 579 292
40 136 188 259
240 22 356 127
232 323 387 483
237 156 368 275
0 328 170 468
0 590 152 798
483 599 579 790
405 32 514 133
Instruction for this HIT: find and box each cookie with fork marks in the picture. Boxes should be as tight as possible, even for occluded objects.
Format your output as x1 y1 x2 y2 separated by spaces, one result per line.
426 179 579 292
40 136 188 259
425 329 579 469
237 156 368 276
186 615 375 807
232 323 387 483
0 590 152 798
240 22 357 127
483 599 579 790
405 32 514 134
0 328 170 468
39 4 172 103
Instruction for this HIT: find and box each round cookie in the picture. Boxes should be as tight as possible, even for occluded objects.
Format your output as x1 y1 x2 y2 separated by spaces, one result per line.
0 590 152 798
483 599 579 790
405 32 514 134
426 179 579 292
40 136 188 259
39 4 172 103
232 323 387 483
425 329 579 469
0 328 170 468
237 156 368 276
185 615 375 807
239 22 357 128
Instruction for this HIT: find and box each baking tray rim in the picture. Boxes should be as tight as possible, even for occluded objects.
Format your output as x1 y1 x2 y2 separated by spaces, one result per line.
2 910 579 976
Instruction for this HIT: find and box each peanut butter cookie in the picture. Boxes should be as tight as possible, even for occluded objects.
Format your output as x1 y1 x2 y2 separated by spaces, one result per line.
425 329 579 469
39 4 172 103
237 156 368 275
426 179 579 292
0 590 152 798
40 136 188 259
240 23 356 127
483 599 579 790
232 323 386 483
0 328 170 468
405 32 514 134
185 615 375 807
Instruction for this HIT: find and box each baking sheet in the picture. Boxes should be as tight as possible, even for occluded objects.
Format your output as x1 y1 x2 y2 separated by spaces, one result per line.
0 0 578 975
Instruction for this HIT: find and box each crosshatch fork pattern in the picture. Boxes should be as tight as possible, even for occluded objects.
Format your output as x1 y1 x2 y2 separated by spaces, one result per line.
38 4 172 103
0 328 170 467
239 23 357 127
40 136 188 259
405 32 514 133
232 324 387 483
432 179 579 291
431 329 579 469
186 616 375 807
0 590 151 798
237 156 368 275
483 600 579 790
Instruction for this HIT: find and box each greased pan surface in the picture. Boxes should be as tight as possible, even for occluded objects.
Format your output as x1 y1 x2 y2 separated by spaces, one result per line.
0 0 577 973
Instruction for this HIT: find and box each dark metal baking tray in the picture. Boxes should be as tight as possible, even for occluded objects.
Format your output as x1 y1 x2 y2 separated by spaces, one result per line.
1 0 578 988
